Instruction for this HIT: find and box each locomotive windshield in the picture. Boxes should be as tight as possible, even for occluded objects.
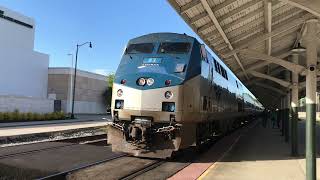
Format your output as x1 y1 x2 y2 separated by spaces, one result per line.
158 42 191 54
126 43 154 54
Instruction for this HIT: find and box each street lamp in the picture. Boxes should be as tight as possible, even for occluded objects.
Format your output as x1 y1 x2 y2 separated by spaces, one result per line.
71 42 93 119
67 53 74 114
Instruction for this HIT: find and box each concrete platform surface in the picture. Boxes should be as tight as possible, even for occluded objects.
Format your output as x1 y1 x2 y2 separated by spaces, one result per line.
169 121 257 180
197 122 319 180
0 119 109 137
168 120 320 180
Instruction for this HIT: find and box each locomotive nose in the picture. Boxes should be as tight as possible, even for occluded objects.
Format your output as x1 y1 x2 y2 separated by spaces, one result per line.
112 80 182 121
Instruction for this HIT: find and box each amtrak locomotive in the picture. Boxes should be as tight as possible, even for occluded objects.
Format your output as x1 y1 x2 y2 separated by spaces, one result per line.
108 33 263 158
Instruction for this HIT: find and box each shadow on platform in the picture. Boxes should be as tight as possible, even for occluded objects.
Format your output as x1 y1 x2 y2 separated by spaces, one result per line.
219 120 320 163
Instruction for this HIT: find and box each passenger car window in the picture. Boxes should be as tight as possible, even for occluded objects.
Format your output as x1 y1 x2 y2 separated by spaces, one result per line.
126 43 154 54
158 42 191 54
214 60 219 72
220 65 225 78
217 63 222 74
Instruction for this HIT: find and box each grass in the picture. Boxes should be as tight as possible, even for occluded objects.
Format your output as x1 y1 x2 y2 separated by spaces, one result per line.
0 110 68 122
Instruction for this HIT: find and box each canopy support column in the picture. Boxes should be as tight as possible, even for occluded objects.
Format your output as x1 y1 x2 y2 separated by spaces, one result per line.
285 71 291 143
291 53 299 156
305 19 318 180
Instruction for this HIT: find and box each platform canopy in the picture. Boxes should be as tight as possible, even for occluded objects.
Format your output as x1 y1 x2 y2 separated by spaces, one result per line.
168 0 320 108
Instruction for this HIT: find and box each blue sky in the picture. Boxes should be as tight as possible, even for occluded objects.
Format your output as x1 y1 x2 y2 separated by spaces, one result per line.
0 0 205 75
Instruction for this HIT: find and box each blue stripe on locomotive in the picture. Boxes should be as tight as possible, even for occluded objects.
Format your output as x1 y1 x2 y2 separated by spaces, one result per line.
114 33 202 90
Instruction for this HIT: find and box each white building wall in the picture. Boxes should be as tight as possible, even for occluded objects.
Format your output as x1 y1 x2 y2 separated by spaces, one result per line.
0 49 49 98
48 68 108 114
0 6 34 50
61 100 106 114
0 95 54 113
0 6 53 113
0 6 49 98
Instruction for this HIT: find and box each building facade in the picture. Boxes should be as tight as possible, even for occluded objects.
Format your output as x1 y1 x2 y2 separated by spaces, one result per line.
0 6 53 113
48 68 108 114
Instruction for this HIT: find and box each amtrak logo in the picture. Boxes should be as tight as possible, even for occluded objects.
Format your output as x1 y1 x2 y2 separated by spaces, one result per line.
137 65 167 74
142 63 160 66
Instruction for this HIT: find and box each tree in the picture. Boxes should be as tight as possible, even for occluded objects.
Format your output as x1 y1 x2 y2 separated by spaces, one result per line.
102 73 115 108
107 73 115 88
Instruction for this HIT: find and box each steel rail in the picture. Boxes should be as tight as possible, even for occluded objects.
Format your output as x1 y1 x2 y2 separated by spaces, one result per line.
0 143 77 160
0 134 108 159
79 138 107 145
37 154 127 180
119 160 165 180
57 134 107 143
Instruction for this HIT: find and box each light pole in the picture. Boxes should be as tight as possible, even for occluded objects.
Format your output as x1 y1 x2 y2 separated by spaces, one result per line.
67 53 74 114
71 42 92 119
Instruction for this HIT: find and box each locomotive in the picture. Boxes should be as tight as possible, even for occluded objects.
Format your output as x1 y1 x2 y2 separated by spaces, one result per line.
108 33 263 158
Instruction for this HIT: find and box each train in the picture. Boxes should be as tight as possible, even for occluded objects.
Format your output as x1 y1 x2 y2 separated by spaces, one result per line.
107 33 264 159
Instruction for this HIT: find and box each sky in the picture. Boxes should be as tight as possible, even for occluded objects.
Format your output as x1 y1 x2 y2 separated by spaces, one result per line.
0 0 204 75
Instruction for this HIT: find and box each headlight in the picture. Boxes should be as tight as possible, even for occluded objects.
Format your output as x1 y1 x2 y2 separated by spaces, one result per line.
116 102 121 109
115 100 124 109
162 102 175 112
165 80 171 86
121 79 126 84
169 104 175 112
164 91 173 99
117 89 123 97
137 78 146 86
146 78 154 86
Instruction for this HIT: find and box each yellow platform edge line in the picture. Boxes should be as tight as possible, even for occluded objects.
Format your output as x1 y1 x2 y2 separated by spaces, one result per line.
197 135 242 180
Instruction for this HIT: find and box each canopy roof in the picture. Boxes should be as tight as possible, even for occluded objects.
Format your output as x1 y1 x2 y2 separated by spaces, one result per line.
168 0 320 108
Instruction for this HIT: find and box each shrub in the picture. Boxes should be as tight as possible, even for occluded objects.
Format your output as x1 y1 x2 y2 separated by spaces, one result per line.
26 112 33 121
12 110 19 121
19 112 27 120
56 111 66 119
51 112 58 120
3 112 9 120
44 113 50 120
49 113 56 120
7 112 15 121
0 111 66 122
38 114 45 121
31 113 40 121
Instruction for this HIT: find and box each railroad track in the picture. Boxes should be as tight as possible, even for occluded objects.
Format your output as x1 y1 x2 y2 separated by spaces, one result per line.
38 156 165 180
37 154 127 180
119 160 165 180
57 134 107 144
0 134 108 159
1 120 255 180
0 126 108 148
39 121 254 180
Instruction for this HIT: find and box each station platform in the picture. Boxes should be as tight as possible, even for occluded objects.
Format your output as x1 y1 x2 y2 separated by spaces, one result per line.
170 119 320 180
0 115 111 137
